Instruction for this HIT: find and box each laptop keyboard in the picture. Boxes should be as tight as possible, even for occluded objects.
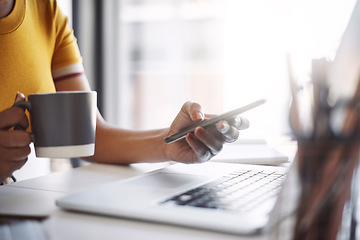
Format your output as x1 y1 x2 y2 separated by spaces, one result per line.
161 168 287 212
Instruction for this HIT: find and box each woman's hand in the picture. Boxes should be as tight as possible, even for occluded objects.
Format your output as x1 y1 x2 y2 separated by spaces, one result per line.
165 101 249 164
0 93 31 183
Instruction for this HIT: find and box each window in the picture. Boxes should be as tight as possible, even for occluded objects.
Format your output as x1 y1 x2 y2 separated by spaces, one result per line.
112 0 225 131
100 0 356 139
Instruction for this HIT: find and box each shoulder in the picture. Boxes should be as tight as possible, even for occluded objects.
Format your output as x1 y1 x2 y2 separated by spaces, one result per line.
26 0 69 37
27 0 61 21
28 0 58 11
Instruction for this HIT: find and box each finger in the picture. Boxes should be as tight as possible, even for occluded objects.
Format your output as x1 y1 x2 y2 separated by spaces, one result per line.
1 158 28 181
14 92 26 103
11 92 28 129
228 116 250 130
194 127 223 155
11 158 28 171
13 92 29 129
7 158 28 170
183 101 205 122
0 107 29 130
185 133 214 163
216 120 239 143
0 130 32 147
0 146 31 161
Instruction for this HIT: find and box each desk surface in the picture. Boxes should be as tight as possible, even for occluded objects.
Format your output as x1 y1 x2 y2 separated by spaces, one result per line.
2 162 268 240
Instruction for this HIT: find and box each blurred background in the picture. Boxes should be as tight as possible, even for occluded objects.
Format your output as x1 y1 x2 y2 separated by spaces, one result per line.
65 0 355 138
14 0 357 180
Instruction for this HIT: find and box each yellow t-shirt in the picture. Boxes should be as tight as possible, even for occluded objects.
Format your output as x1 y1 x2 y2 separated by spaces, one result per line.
0 0 83 111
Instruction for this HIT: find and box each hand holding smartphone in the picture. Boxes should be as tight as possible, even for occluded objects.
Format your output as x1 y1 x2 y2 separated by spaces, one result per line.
164 99 266 144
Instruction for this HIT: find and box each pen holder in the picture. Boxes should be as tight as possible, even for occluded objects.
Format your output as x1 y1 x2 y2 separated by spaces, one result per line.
293 140 360 240
268 140 360 240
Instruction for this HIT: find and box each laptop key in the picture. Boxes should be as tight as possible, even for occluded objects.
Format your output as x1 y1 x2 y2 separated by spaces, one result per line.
161 168 286 212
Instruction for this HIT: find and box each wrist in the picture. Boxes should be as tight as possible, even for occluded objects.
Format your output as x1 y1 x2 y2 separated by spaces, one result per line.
155 128 170 161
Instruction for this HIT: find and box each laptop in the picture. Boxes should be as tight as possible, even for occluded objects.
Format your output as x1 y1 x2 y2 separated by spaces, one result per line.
56 161 289 235
56 0 360 235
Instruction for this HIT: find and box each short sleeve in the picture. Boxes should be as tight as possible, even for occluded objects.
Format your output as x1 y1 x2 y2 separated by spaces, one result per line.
51 1 82 70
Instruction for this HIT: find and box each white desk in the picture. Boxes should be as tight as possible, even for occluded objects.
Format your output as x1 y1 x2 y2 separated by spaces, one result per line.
1 162 267 240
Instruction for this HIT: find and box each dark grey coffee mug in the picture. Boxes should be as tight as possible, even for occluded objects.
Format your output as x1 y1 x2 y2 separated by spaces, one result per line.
14 91 97 158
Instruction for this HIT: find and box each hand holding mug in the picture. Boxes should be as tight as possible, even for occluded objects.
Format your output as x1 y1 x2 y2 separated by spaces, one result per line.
0 93 31 183
13 91 97 158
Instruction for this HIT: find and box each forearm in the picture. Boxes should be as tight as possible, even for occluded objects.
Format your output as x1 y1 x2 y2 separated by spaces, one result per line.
85 119 169 164
54 75 169 163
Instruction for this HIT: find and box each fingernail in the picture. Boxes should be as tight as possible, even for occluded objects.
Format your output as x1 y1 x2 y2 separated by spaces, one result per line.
14 92 25 103
233 117 241 127
238 118 250 129
193 111 204 121
217 121 230 133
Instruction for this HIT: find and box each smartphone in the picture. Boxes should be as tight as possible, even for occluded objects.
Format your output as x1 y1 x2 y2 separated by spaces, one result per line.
164 98 267 144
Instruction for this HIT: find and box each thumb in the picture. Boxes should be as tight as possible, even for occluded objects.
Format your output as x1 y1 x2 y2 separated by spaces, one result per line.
14 92 26 103
12 92 28 131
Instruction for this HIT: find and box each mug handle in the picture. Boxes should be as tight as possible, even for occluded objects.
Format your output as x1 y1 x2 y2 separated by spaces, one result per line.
13 101 31 111
12 101 35 142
